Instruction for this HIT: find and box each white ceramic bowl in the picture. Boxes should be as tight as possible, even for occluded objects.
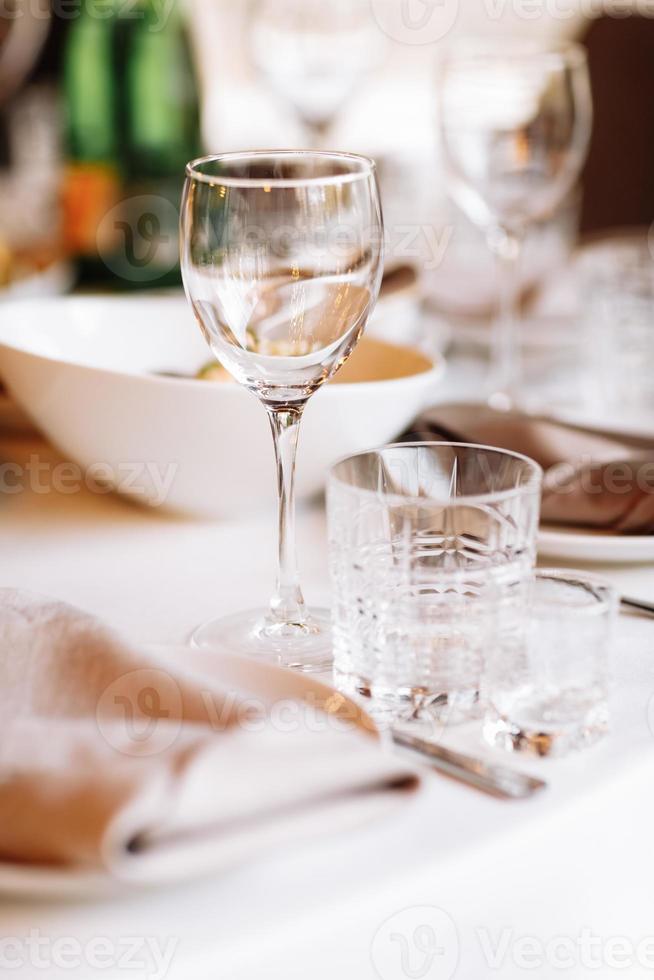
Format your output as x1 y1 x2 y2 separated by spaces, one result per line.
0 295 444 517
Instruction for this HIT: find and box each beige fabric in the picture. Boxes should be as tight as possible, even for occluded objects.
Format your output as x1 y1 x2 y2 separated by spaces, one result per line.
408 404 654 534
0 590 418 877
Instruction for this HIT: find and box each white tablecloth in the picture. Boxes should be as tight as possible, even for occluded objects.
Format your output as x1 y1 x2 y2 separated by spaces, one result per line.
1 431 654 980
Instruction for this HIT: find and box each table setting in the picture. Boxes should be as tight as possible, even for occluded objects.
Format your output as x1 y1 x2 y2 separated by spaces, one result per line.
0 7 654 980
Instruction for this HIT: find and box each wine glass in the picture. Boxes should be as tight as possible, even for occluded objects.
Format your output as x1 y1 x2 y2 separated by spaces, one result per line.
248 0 386 147
437 39 592 408
180 151 384 671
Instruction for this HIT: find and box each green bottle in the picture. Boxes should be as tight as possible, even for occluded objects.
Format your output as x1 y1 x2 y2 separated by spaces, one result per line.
62 0 120 285
63 0 201 289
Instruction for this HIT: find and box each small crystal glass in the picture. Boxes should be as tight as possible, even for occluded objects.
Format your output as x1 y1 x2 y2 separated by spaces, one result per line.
484 569 616 757
327 443 542 727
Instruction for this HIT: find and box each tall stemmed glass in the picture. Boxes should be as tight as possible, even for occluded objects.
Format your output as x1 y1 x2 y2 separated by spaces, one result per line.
437 39 592 408
180 151 383 670
248 0 386 147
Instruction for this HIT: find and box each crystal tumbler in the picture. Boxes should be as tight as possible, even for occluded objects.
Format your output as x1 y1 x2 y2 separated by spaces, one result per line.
327 443 542 726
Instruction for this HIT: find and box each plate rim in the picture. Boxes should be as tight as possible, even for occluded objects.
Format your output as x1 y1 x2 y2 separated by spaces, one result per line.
538 525 654 562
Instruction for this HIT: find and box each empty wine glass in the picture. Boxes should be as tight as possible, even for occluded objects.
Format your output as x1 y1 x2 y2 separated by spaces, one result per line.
248 0 386 147
437 39 592 407
180 151 384 670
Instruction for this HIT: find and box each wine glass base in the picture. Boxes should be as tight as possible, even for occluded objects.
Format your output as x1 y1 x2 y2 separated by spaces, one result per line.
190 608 333 673
487 390 514 412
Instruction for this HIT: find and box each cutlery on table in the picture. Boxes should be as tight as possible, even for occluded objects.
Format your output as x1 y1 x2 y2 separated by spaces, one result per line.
621 596 654 617
392 730 547 801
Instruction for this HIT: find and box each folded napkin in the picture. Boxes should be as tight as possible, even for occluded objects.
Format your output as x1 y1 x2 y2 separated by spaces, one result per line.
0 590 417 880
406 404 654 534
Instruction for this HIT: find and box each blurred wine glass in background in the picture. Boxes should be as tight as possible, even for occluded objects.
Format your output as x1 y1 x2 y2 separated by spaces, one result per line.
248 0 387 147
437 39 592 408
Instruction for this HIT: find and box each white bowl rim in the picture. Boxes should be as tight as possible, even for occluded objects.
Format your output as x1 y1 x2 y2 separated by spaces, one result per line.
0 295 445 395
0 340 445 396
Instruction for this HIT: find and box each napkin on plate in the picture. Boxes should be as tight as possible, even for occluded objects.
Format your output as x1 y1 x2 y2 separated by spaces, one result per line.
0 590 418 880
406 404 654 534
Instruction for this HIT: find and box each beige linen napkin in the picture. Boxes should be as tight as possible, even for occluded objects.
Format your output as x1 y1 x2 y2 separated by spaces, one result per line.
407 404 654 534
0 590 418 880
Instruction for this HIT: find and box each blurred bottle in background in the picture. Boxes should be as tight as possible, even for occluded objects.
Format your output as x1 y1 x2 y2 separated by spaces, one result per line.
0 0 65 294
62 0 201 289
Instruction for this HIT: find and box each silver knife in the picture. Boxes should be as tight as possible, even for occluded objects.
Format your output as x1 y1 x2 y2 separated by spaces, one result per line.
621 596 654 617
392 729 547 800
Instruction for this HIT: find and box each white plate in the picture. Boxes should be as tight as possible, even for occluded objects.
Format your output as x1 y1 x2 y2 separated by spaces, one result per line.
0 844 257 898
538 526 654 563
552 406 654 441
540 407 654 563
0 863 172 900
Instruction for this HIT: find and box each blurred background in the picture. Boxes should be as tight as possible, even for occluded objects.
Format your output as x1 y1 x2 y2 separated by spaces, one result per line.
1 0 654 417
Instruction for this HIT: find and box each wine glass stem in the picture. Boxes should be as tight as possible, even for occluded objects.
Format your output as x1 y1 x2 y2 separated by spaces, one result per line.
267 405 307 626
303 117 332 150
489 228 523 409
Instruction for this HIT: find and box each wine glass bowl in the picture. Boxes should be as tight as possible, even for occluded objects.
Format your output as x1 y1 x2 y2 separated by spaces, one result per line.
248 0 386 145
183 154 381 407
180 151 384 670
